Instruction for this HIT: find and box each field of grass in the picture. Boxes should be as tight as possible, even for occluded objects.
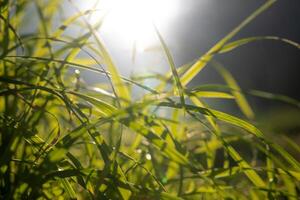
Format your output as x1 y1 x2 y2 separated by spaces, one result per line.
0 0 300 199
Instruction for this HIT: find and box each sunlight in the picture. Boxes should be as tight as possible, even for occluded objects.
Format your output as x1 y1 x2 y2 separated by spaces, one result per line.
91 0 178 51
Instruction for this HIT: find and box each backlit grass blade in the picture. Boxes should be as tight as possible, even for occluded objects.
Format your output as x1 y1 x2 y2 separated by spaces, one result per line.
191 84 300 108
180 0 276 86
154 25 185 107
248 90 300 108
219 36 300 54
213 61 255 119
190 91 234 99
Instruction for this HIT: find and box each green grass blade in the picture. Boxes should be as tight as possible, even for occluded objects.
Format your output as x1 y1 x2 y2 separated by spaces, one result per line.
219 36 300 54
154 25 185 107
213 61 255 119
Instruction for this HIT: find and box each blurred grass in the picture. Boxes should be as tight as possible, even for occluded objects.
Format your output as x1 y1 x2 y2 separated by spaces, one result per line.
0 0 300 199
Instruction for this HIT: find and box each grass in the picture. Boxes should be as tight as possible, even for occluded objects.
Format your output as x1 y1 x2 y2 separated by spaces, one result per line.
0 0 300 199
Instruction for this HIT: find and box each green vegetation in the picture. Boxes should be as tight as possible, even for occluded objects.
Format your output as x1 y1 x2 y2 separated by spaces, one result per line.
1 0 300 199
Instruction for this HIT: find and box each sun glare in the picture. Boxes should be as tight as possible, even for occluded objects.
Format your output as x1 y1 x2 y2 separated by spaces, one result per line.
89 0 178 51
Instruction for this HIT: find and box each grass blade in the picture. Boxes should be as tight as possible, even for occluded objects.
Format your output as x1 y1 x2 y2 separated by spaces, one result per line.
213 61 255 119
180 0 276 86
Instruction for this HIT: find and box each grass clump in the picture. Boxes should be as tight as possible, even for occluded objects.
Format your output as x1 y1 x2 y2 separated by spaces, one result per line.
0 0 300 199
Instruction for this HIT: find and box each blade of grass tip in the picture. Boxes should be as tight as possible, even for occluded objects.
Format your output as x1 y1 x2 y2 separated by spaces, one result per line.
212 61 255 120
219 36 267 54
191 91 234 99
219 36 300 54
154 25 185 108
180 0 276 86
248 90 300 108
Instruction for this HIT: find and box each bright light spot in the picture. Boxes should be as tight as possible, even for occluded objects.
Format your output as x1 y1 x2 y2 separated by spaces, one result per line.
145 153 152 160
75 69 80 75
89 0 178 51
92 87 114 97
136 149 142 154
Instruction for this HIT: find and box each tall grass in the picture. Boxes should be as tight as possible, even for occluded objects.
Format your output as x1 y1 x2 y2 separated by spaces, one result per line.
1 0 300 199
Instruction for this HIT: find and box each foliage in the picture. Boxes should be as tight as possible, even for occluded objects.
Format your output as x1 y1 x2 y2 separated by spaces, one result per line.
0 0 299 199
